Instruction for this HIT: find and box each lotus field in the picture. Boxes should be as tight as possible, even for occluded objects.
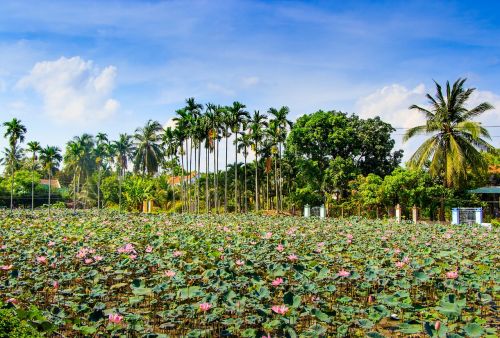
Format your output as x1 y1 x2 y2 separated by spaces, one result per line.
0 211 498 337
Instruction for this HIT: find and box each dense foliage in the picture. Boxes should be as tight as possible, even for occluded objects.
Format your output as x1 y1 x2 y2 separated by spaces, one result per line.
1 211 498 337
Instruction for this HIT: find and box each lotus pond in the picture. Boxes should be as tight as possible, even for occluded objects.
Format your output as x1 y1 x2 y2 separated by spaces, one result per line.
0 211 498 337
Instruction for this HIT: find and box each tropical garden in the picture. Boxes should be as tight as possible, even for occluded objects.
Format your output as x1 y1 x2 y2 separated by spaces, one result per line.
0 78 499 337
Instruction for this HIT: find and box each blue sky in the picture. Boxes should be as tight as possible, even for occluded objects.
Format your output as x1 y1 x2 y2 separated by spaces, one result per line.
0 0 499 164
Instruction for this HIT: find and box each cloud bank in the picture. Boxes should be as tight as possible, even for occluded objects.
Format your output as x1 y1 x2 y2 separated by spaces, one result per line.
18 56 119 123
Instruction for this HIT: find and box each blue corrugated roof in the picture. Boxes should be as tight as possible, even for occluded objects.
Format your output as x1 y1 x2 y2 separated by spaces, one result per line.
468 186 500 194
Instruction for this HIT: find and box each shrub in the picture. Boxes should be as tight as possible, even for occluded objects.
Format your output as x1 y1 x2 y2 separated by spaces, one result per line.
0 308 42 338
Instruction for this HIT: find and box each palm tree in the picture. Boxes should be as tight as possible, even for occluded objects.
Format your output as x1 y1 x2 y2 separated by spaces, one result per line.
214 105 225 212
26 141 41 212
227 102 250 212
268 106 292 211
404 78 494 220
113 133 134 213
95 132 109 210
39 146 62 217
266 121 280 210
162 127 179 212
237 127 252 212
249 111 268 211
184 98 203 212
71 134 95 195
64 140 84 212
3 118 27 211
173 108 192 212
133 120 164 176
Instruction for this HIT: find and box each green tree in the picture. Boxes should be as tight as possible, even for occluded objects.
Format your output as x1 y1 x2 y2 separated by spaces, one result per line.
404 78 494 220
113 133 134 212
26 141 41 211
133 120 164 176
3 118 27 211
249 110 268 211
39 145 62 217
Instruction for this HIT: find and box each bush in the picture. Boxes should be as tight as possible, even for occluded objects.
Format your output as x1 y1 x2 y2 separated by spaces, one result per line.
491 218 500 228
0 308 43 338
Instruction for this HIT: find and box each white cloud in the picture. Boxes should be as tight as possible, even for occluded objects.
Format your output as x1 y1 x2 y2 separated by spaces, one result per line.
17 56 119 123
241 76 260 87
356 83 500 161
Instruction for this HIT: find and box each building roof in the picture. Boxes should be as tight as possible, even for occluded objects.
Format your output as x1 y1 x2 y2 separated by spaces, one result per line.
468 186 500 194
488 165 500 174
167 172 197 186
40 179 61 189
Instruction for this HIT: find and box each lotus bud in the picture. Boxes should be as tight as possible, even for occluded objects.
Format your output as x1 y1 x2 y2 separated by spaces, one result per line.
434 320 441 331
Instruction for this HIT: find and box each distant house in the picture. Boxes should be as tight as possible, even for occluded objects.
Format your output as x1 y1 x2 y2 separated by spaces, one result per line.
168 172 198 186
40 179 61 189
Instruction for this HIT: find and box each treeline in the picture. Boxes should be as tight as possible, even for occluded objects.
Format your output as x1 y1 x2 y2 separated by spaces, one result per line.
2 79 498 220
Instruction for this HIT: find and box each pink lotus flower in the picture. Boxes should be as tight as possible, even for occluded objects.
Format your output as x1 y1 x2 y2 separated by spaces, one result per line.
173 250 183 257
288 254 298 261
1 265 13 270
368 295 374 304
165 270 176 277
346 234 353 240
109 313 123 324
276 244 284 252
199 303 212 311
236 260 245 266
435 320 441 331
145 245 153 253
84 258 93 264
317 242 325 247
271 305 288 315
446 271 458 279
218 247 224 252
129 254 137 260
263 232 273 239
36 256 47 264
6 298 18 304
346 239 352 244
53 281 59 289
262 334 271 338
403 256 410 263
395 261 405 268
338 269 350 278
93 255 103 262
394 248 401 254
271 277 283 286
48 241 56 247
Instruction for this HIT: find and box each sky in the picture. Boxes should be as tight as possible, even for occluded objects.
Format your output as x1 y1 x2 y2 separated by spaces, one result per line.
0 0 499 168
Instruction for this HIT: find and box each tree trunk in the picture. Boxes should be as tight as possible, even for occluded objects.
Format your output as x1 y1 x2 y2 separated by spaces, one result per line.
279 142 283 211
31 161 35 212
255 141 259 212
205 145 209 213
235 131 238 213
48 170 52 218
266 171 269 210
197 142 201 214
274 153 278 212
244 151 247 213
10 164 14 212
118 168 122 213
97 166 101 210
224 132 228 213
73 171 77 213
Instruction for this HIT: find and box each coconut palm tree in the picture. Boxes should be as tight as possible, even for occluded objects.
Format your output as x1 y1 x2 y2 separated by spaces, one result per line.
249 111 268 211
3 118 27 211
39 146 62 217
404 78 494 220
133 120 164 176
26 141 41 212
113 133 134 213
227 102 250 212
268 106 292 211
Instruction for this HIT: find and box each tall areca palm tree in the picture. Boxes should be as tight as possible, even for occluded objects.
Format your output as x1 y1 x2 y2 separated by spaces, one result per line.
237 127 252 212
3 118 27 211
39 146 62 218
249 111 268 211
227 102 250 212
268 106 292 211
162 127 179 211
113 133 134 213
26 141 41 212
173 108 192 212
404 78 494 220
64 140 85 212
95 132 109 210
184 98 203 212
133 120 164 176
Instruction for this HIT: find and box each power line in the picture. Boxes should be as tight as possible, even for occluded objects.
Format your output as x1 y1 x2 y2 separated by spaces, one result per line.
393 125 500 129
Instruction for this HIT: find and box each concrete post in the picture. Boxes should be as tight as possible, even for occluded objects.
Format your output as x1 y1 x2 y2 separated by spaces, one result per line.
304 204 310 218
320 204 325 219
412 205 418 224
451 208 459 225
475 208 483 224
395 204 401 223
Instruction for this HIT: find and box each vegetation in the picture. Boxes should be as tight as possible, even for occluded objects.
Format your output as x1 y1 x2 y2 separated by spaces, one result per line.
0 211 498 336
